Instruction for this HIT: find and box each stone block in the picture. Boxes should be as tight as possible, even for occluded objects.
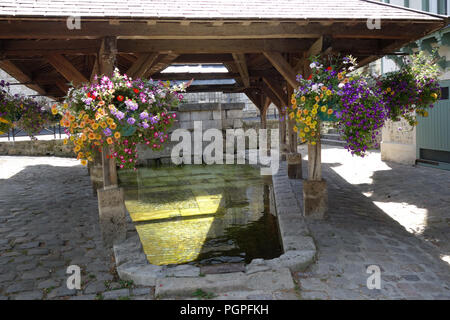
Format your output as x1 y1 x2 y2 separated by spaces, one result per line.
97 187 127 247
287 153 302 179
303 179 328 219
190 111 212 121
226 109 243 119
177 111 191 122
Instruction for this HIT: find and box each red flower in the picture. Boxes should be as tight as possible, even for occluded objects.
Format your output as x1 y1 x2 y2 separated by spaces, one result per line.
307 74 312 80
133 88 139 94
327 67 332 71
87 92 92 98
117 95 124 102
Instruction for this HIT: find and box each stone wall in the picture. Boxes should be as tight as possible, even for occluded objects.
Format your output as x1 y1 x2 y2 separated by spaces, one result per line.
137 102 246 165
0 139 74 157
381 119 416 165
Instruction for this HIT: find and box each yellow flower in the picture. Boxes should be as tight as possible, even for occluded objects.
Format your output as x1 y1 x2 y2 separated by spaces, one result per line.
63 103 69 109
95 134 101 140
311 109 317 115
51 107 58 115
304 127 310 133
110 123 117 130
291 97 297 105
311 141 316 145
300 96 306 102
289 112 295 120
306 116 312 122
114 132 121 139
315 96 320 102
107 118 114 125
327 109 333 115
321 106 327 112
431 93 438 100
300 132 305 138
293 126 298 132
80 159 87 166
92 123 99 130
107 137 113 145
81 134 87 141
70 136 75 141
423 111 429 117
386 87 391 92
88 133 96 140
0 117 10 124
303 109 308 115
313 104 319 110
74 145 81 152
326 90 332 96
99 121 107 129
63 138 68 145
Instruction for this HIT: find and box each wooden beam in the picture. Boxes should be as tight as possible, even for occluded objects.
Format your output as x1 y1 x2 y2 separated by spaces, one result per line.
307 36 323 57
119 39 313 54
232 53 250 87
46 54 88 87
173 54 234 64
261 82 283 109
262 77 286 106
0 20 439 40
186 84 243 93
0 60 47 95
126 53 159 78
145 53 179 77
152 72 240 80
263 52 298 89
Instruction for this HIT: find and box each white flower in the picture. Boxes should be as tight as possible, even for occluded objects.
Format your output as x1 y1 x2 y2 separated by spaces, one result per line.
349 66 355 71
309 62 317 69
338 83 345 88
311 84 319 91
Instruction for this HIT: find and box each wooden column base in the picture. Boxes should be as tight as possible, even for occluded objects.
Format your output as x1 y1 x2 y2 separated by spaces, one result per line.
97 187 127 247
303 179 328 219
287 153 303 179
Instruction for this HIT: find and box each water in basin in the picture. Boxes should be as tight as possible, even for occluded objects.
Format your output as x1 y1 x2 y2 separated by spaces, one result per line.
118 164 282 266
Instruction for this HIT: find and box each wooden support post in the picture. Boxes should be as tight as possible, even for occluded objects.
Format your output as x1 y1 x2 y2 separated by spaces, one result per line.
96 36 126 247
98 36 118 188
302 42 328 219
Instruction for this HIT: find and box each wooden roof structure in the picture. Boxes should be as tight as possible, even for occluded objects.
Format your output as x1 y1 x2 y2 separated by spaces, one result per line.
0 0 447 113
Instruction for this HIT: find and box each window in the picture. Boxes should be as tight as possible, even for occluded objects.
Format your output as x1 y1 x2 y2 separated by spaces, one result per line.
422 0 430 11
438 0 447 14
440 86 449 100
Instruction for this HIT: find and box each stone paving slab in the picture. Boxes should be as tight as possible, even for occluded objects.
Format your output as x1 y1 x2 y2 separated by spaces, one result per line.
292 146 450 300
0 156 154 300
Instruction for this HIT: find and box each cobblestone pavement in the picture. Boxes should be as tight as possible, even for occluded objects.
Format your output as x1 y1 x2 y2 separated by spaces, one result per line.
293 145 450 300
1 150 449 300
0 156 153 300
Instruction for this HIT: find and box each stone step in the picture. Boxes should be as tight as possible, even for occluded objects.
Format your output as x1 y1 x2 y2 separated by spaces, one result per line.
327 128 339 134
322 133 342 141
321 139 346 147
154 267 295 298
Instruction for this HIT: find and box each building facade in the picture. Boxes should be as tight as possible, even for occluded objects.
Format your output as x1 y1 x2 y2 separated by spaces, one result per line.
380 0 450 170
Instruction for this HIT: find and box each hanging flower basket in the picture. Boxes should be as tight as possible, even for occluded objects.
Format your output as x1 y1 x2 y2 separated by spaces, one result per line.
54 69 188 170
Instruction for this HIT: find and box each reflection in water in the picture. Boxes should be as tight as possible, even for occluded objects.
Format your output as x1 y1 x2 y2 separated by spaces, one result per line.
119 165 282 266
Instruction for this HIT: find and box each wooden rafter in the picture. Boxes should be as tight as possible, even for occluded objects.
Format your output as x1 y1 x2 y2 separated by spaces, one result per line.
263 52 298 89
232 53 250 87
145 53 179 77
0 59 47 95
46 54 88 87
126 53 159 78
262 76 286 106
